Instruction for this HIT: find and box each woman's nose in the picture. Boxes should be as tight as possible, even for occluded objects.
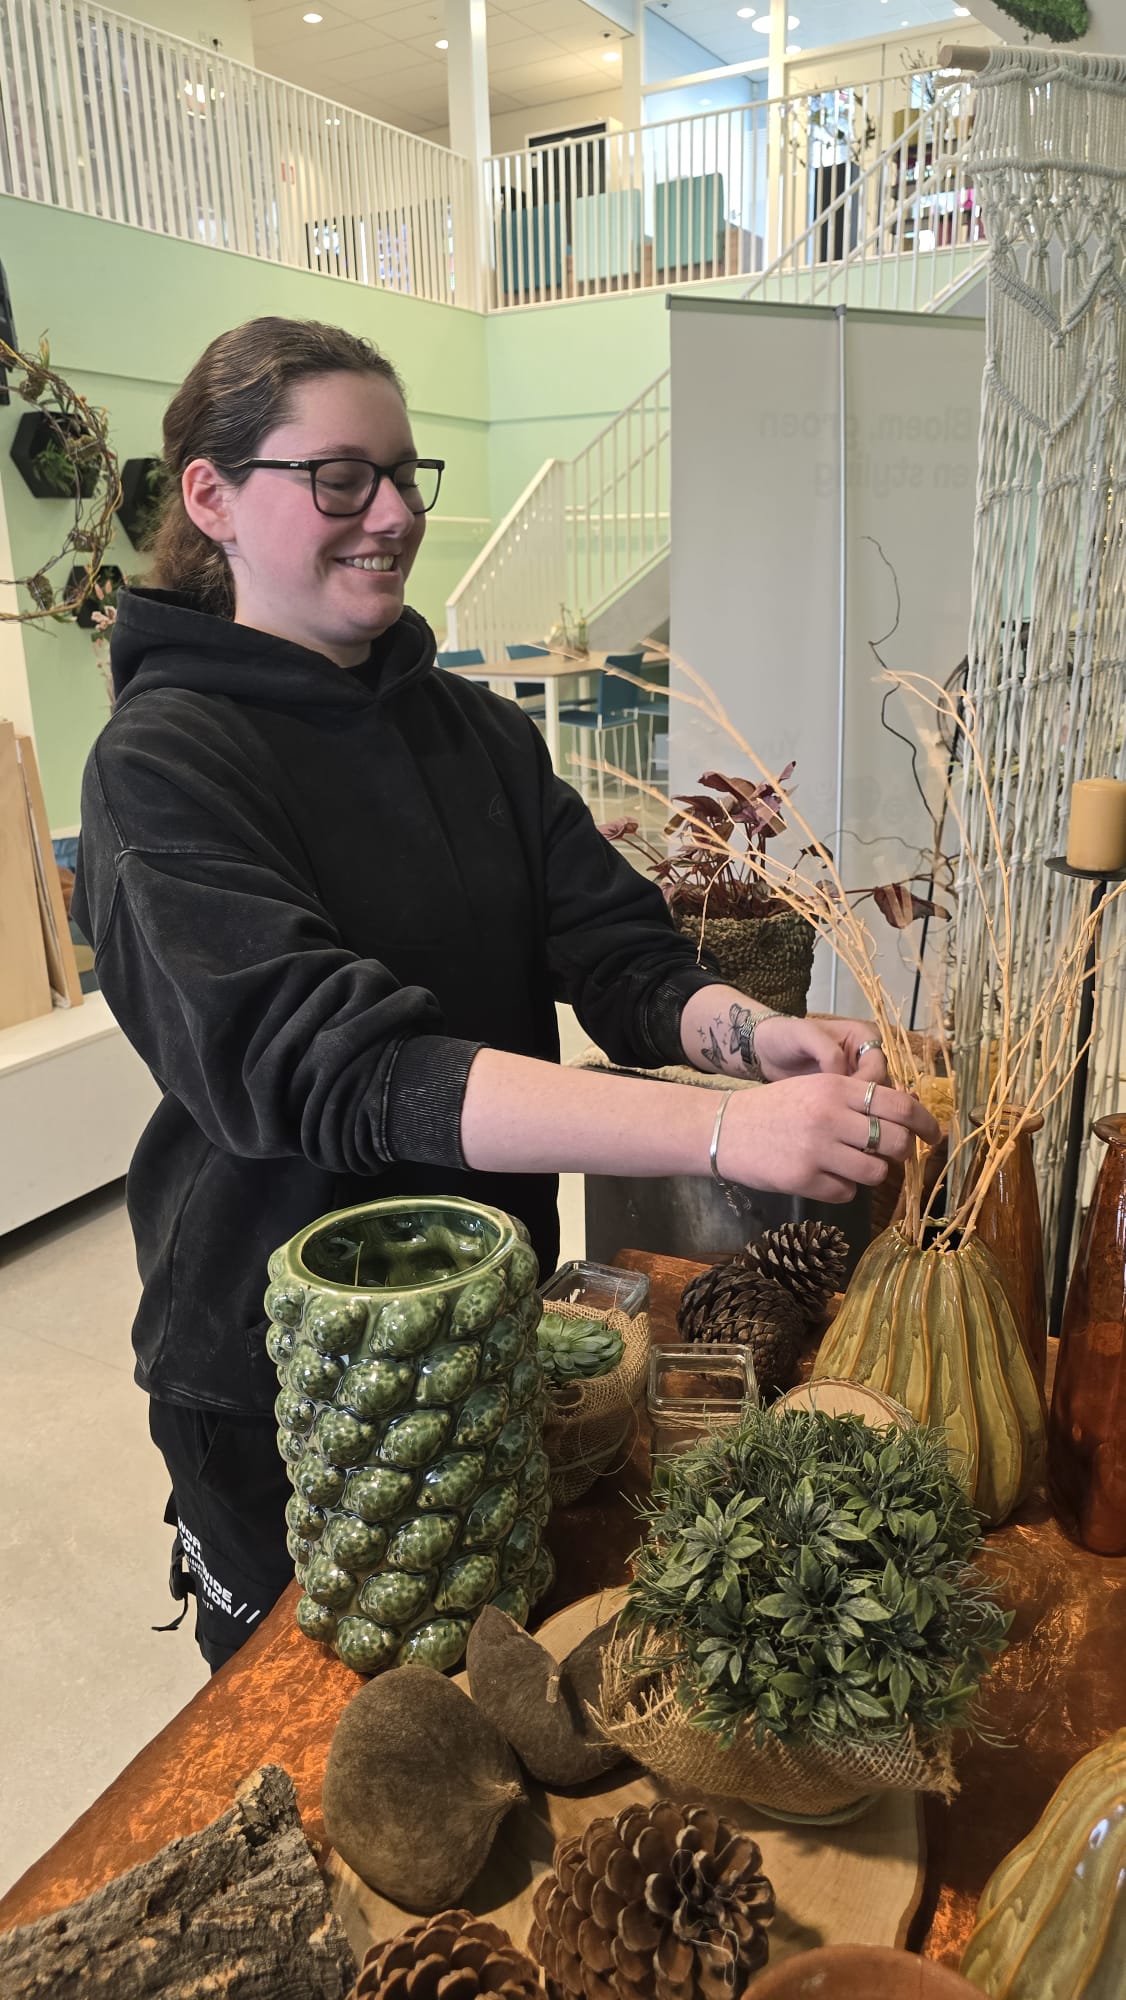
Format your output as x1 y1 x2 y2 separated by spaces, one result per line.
363 479 417 537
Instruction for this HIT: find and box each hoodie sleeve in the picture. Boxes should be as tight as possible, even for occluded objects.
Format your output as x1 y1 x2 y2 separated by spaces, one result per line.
73 708 483 1172
536 742 725 1066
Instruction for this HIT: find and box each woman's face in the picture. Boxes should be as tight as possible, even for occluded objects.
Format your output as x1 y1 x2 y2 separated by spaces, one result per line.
202 370 427 666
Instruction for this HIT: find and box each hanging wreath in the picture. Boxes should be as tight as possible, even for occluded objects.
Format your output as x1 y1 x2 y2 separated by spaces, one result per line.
0 334 122 623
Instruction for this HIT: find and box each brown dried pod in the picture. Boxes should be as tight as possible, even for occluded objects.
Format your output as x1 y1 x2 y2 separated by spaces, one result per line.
466 1607 623 1787
528 1798 775 2000
351 1909 542 2000
323 1664 525 1913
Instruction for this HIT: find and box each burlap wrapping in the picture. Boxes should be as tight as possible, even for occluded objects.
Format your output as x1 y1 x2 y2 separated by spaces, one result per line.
541 1303 650 1505
598 1631 958 1818
672 911 814 1017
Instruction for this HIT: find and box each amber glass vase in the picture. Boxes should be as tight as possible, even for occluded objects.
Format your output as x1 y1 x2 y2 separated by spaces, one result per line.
1049 1114 1126 1555
970 1105 1048 1384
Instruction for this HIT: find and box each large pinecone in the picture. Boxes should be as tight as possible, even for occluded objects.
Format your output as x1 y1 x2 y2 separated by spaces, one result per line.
676 1264 802 1395
528 1800 774 2000
739 1220 849 1324
353 1911 542 2000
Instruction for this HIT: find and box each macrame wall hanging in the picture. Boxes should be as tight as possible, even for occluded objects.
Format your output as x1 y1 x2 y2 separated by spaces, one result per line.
953 48 1126 1263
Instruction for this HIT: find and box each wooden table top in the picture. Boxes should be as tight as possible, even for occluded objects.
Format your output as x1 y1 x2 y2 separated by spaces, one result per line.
2 1248 1124 1974
447 653 654 681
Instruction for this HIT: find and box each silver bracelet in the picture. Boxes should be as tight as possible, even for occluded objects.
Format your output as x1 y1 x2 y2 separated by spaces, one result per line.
729 1004 787 1083
709 1089 737 1186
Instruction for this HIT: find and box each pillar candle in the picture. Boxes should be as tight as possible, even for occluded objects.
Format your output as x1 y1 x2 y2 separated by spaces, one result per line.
1066 779 1126 873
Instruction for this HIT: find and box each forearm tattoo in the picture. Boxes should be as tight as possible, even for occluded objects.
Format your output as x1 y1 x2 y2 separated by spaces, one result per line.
696 1005 765 1079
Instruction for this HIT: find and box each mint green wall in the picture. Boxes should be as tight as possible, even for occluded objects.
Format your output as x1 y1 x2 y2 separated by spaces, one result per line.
483 280 747 516
0 196 489 825
0 193 743 825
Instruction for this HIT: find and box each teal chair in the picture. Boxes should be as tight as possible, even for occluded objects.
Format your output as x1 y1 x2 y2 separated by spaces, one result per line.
437 647 486 667
654 174 725 277
604 651 667 783
572 190 643 286
558 670 643 817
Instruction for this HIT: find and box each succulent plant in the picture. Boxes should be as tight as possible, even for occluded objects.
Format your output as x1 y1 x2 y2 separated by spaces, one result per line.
537 1309 625 1384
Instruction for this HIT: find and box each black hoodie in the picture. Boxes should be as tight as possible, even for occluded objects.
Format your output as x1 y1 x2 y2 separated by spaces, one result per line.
73 590 720 1415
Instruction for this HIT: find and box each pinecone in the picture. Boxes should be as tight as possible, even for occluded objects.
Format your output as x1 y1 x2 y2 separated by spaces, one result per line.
739 1220 849 1324
352 1910 542 2000
676 1264 802 1396
528 1800 774 2000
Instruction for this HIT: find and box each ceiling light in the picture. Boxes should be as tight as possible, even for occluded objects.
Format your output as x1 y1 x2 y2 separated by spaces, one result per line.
603 46 620 60
303 12 323 23
953 3 971 11
736 5 755 15
786 42 801 52
325 115 341 124
753 12 798 30
435 38 448 48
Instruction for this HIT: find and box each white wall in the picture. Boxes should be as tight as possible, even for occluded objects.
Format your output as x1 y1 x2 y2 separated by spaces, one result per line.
668 296 984 1024
431 89 624 155
129 0 255 64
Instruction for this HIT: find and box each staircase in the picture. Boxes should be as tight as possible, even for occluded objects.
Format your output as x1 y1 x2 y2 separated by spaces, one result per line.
446 81 987 656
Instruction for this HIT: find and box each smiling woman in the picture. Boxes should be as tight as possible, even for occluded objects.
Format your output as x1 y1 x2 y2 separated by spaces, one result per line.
70 313 932 1674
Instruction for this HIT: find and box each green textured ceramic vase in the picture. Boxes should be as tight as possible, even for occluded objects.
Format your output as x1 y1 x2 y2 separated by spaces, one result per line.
264 1197 555 1675
960 1728 1126 1998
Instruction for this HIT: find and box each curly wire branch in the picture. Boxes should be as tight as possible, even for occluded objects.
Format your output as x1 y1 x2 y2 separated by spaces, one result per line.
0 335 122 625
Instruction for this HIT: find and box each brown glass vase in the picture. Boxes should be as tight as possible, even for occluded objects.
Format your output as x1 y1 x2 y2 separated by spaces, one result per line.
970 1105 1048 1384
1049 1114 1126 1555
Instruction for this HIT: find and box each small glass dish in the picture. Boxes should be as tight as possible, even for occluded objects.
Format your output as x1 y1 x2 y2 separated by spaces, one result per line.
540 1259 650 1322
646 1345 758 1465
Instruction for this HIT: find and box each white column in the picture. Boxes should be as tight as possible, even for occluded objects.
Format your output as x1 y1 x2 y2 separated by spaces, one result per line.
766 0 788 263
0 476 35 743
619 0 643 131
446 0 491 296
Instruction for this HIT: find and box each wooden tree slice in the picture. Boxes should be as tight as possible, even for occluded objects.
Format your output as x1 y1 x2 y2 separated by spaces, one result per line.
0 1764 356 1999
326 1589 924 1974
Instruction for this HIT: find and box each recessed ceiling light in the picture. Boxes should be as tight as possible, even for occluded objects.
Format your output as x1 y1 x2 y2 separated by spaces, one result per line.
786 42 801 52
736 5 755 15
953 3 971 11
435 38 448 48
303 11 322 22
753 12 798 29
603 46 620 60
325 115 341 124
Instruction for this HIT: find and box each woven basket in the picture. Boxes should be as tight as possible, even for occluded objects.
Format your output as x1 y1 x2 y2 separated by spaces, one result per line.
672 910 814 1017
541 1304 650 1506
598 1633 957 1821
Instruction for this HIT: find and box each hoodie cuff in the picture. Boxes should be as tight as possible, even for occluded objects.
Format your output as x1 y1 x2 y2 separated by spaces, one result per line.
381 1035 486 1169
639 966 728 1067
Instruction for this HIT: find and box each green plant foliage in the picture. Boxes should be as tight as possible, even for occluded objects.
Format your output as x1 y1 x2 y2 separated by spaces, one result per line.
621 1408 1010 1750
536 1310 624 1383
993 0 1088 39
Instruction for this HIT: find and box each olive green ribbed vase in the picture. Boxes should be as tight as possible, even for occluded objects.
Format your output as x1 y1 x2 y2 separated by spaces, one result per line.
264 1197 554 1676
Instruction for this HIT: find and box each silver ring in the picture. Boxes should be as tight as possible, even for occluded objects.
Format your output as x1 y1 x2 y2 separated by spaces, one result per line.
865 1115 882 1156
858 1038 884 1059
863 1080 878 1116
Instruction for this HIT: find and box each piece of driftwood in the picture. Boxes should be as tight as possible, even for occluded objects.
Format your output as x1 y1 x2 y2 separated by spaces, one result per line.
0 1763 356 1998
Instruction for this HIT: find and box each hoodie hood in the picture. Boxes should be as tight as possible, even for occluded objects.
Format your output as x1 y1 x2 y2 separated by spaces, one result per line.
109 587 436 715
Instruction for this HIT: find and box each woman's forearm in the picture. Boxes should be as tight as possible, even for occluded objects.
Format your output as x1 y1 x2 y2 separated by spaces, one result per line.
678 984 775 1075
460 1047 717 1179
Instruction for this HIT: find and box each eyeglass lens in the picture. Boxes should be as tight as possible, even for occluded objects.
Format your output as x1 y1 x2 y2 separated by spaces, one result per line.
313 459 440 516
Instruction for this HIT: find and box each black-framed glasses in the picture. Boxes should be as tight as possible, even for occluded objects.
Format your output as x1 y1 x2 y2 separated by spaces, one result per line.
235 456 445 517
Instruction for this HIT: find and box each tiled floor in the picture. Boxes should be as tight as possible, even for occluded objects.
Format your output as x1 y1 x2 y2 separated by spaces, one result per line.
0 1016 588 1902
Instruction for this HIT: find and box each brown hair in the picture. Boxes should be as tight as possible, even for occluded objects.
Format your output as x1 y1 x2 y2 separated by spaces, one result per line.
149 316 405 618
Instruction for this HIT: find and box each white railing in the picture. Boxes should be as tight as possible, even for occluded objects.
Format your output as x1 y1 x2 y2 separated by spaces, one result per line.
0 0 480 308
452 92 984 650
483 72 977 312
446 374 670 654
745 86 986 313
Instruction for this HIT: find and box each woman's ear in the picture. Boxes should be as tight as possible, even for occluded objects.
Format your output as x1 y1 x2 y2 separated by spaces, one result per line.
182 458 238 546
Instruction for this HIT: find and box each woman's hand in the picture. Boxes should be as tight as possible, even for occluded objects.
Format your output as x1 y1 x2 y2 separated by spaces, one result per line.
717 1072 940 1205
680 985 888 1085
753 1012 889 1084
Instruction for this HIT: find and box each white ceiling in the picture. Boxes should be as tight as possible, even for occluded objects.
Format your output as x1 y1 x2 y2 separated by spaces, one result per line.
654 0 963 65
248 0 971 139
248 0 629 138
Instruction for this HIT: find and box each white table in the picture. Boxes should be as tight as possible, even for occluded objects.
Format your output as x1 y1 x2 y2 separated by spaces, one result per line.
446 652 653 772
